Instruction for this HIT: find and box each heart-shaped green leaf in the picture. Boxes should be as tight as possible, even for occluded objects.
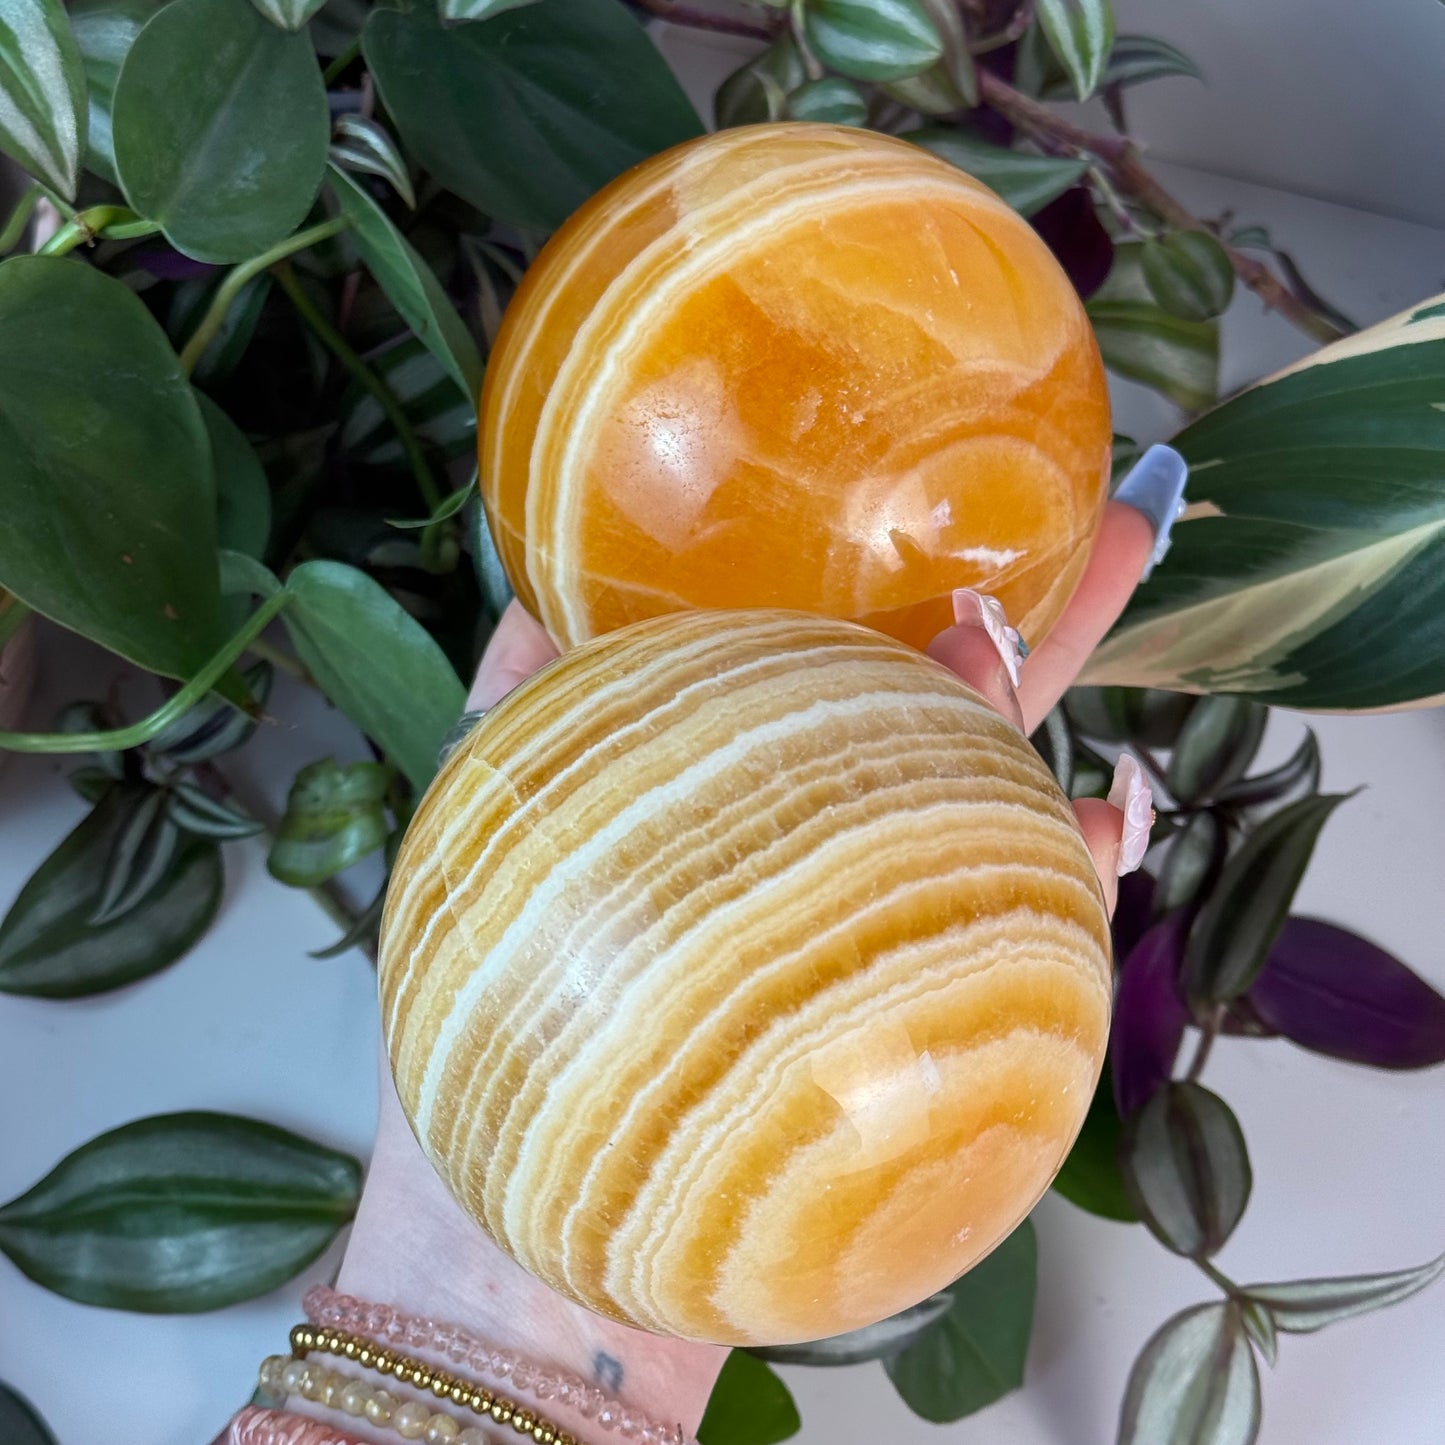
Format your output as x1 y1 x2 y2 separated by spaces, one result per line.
0 786 222 998
1117 1303 1260 1445
803 0 943 83
909 128 1087 217
1120 1083 1251 1259
1242 1251 1445 1335
268 757 391 886
329 167 483 403
112 0 329 262
884 1218 1036 1421
1052 1066 1138 1221
200 394 271 565
281 560 465 792
0 1381 58 1445
1035 0 1114 100
0 0 87 198
1087 295 1445 708
0 256 222 679
364 0 703 233
1142 231 1235 323
698 1350 799 1445
0 1112 360 1311
752 1292 954 1367
68 0 166 187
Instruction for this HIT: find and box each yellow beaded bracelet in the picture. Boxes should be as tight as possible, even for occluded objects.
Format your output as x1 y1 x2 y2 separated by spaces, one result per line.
286 1325 580 1445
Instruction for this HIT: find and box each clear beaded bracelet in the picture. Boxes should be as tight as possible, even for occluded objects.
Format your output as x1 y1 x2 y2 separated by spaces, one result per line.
305 1287 695 1445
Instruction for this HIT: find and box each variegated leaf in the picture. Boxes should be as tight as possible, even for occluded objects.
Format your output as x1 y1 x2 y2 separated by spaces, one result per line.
0 0 87 198
1035 0 1114 101
330 114 414 208
439 0 540 21
247 0 327 31
1085 294 1445 709
1243 1252 1445 1334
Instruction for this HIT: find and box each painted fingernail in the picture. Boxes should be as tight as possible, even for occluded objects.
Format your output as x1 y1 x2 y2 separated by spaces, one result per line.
951 589 1025 687
1108 753 1155 876
1113 444 1190 581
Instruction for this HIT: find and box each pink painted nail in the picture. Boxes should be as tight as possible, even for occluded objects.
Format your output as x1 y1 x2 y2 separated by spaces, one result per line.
951 588 1024 687
1108 753 1155 876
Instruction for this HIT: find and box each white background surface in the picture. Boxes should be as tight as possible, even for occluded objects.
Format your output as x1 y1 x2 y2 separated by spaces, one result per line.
4 13 1445 1445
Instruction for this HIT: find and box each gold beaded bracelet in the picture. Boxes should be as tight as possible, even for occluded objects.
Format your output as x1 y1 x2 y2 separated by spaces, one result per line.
289 1324 579 1445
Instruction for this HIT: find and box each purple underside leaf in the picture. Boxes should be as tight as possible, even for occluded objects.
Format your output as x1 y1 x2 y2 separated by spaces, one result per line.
1030 185 1115 300
1247 917 1445 1070
1112 868 1156 960
1112 911 1192 1118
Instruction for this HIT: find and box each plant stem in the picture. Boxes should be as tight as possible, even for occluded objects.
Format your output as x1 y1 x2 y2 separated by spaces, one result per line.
1183 1012 1221 1082
1195 1256 1237 1297
245 635 313 685
323 37 363 84
36 206 162 257
972 69 1348 346
630 0 777 39
178 217 350 376
0 593 289 754
0 184 41 254
272 260 444 514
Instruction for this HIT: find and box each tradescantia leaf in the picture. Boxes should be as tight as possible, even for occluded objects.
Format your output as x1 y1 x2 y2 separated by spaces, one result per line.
247 0 327 31
0 1112 361 1311
1142 231 1235 323
0 256 222 679
884 1218 1036 1421
1087 244 1219 409
0 1381 58 1445
1111 913 1190 1119
147 659 271 763
1242 1252 1445 1334
1052 1067 1137 1221
330 114 415 209
1165 695 1267 804
440 0 541 20
1120 1083 1251 1260
698 1351 799 1445
166 781 263 839
803 0 943 83
1246 917 1445 1070
1044 33 1203 99
0 0 87 199
471 498 515 627
342 341 476 471
908 128 1086 217
68 0 166 187
112 0 329 263
365 0 703 233
0 786 222 998
268 758 391 887
1035 0 1115 100
1237 1300 1276 1366
1117 1302 1260 1445
1066 686 1197 747
282 560 466 793
90 787 181 925
1214 729 1319 816
1185 793 1351 1003
714 33 803 128
1153 810 1226 915
879 0 975 113
328 167 482 403
785 77 867 127
752 1292 953 1367
1086 294 1445 708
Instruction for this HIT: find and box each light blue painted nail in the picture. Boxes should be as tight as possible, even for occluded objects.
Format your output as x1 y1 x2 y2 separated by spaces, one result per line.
1113 444 1190 580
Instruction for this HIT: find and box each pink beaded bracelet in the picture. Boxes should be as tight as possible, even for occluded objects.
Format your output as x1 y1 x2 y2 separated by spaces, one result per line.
229 1404 370 1445
304 1287 696 1445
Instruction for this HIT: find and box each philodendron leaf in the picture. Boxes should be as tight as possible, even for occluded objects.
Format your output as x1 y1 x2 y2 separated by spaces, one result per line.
281 560 465 793
1052 1066 1137 1222
112 0 329 262
364 0 703 233
330 114 415 209
247 0 327 31
908 128 1087 217
0 1381 58 1445
1120 1083 1251 1260
1087 244 1219 409
698 1351 799 1445
0 786 223 998
68 0 166 187
1246 917 1445 1069
0 0 87 198
1117 1303 1260 1445
1165 694 1267 804
752 1292 954 1366
1111 913 1190 1119
785 77 867 127
268 758 391 887
884 1218 1036 1421
440 0 540 20
328 167 482 403
1242 1251 1445 1334
1185 793 1351 1003
200 396 271 564
1035 0 1115 100
0 1112 360 1311
0 256 222 679
714 34 803 127
804 0 943 83
1142 231 1235 323
1085 293 1445 709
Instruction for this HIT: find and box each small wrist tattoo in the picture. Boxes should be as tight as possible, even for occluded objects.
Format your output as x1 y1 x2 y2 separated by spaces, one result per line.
592 1350 624 1392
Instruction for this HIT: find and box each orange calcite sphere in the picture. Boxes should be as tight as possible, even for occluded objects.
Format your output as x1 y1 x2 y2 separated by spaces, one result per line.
479 123 1111 652
380 611 1112 1345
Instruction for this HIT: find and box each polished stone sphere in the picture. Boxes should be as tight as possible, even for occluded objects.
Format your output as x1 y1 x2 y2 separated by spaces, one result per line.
380 610 1112 1345
479 122 1111 652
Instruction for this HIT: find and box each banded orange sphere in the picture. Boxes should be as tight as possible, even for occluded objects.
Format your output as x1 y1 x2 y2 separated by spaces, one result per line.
380 611 1112 1345
479 122 1111 653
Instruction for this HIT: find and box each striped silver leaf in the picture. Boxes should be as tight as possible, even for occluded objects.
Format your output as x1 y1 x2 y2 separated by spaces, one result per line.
330 113 414 208
1035 0 1114 100
1085 295 1445 710
0 0 87 198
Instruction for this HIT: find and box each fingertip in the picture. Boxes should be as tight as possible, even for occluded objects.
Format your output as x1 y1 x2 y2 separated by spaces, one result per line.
1074 796 1123 917
467 600 561 709
925 624 1025 731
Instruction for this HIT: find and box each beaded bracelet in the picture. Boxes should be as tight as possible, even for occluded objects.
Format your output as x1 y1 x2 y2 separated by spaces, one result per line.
305 1287 692 1445
230 1404 369 1445
261 1354 490 1444
287 1325 578 1445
